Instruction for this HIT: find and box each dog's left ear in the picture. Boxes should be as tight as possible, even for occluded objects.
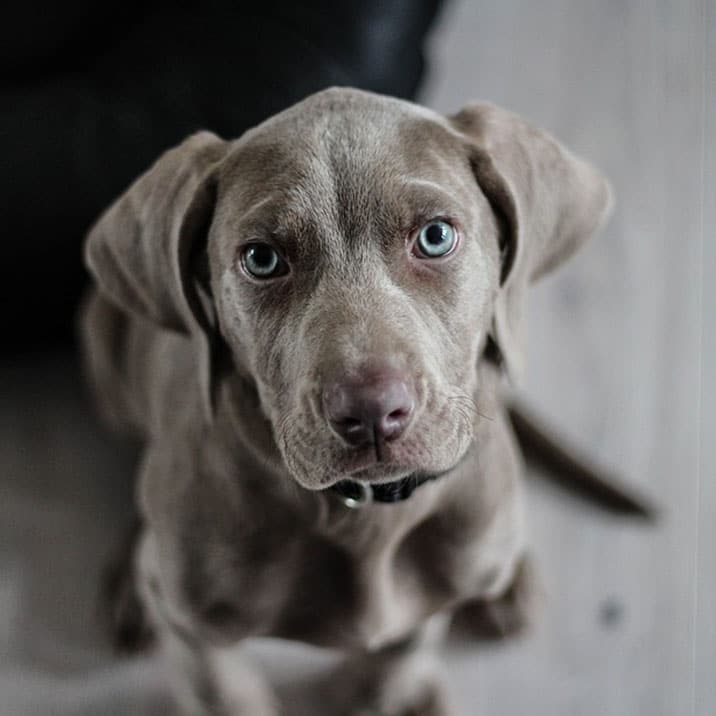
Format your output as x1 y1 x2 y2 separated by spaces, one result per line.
85 132 229 423
450 104 614 383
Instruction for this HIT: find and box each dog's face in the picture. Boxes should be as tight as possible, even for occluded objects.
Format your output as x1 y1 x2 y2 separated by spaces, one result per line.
210 94 499 488
85 88 612 491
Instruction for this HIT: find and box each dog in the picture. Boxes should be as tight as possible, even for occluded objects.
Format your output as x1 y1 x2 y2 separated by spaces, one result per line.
81 87 613 715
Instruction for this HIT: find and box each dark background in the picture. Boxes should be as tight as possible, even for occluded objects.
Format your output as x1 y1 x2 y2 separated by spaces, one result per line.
1 0 443 352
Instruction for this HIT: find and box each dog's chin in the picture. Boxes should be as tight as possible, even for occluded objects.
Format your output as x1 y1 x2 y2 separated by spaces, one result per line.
284 439 470 492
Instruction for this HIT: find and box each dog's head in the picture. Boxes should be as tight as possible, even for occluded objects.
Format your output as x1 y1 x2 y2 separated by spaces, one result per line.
86 88 612 490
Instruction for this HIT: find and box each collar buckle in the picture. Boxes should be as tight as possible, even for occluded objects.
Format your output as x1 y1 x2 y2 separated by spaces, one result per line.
334 480 373 509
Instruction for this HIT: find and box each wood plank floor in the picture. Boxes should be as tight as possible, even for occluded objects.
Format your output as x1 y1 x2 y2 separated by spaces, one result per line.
424 1 712 713
0 2 710 715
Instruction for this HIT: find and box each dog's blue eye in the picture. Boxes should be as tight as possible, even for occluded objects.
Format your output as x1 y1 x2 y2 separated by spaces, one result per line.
414 220 457 258
242 243 286 279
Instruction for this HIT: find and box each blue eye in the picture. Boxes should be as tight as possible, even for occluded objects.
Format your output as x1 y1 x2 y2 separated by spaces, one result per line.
242 243 287 279
413 220 458 258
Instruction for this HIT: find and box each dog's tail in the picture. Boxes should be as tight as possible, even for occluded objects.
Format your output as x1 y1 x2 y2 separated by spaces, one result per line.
507 402 657 521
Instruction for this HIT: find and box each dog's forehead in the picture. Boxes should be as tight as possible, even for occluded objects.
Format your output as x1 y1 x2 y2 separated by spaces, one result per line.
216 89 468 241
239 86 453 157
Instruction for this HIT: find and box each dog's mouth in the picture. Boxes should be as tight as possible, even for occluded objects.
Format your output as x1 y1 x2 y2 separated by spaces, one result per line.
327 437 450 481
340 452 415 481
331 442 407 476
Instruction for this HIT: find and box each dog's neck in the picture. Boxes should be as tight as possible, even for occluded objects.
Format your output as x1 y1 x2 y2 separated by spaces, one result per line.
329 471 444 508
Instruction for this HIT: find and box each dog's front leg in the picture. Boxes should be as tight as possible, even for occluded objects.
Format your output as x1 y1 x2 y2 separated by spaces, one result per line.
136 531 279 716
158 628 278 716
451 552 539 641
316 614 457 716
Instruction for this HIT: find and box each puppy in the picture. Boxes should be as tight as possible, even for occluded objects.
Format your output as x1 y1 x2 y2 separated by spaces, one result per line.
81 87 612 715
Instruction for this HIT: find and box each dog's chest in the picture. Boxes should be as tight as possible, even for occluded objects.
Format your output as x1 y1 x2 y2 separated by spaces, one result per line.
175 476 512 651
265 492 491 649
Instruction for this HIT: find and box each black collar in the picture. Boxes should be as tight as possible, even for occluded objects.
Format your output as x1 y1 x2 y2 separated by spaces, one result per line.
330 470 445 508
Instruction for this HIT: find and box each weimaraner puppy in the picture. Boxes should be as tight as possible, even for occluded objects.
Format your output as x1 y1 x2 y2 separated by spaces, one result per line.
81 87 613 715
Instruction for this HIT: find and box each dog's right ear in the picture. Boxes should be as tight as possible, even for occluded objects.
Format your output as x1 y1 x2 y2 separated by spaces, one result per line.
84 131 229 422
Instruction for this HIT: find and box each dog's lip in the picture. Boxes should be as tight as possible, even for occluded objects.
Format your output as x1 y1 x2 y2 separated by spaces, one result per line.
334 445 415 482
312 457 415 489
346 463 415 484
322 443 471 488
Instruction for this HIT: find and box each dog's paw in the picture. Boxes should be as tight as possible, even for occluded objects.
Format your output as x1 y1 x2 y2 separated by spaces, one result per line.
349 679 455 716
391 684 455 716
323 649 458 716
452 554 540 641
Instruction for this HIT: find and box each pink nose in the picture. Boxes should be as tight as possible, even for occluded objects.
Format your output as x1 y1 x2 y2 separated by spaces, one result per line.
322 370 416 447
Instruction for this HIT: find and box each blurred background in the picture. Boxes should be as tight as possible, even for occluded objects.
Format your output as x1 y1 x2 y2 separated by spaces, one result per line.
0 1 712 714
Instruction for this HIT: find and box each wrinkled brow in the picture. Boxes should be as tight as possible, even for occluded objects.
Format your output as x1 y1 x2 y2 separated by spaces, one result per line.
224 192 320 244
223 176 469 250
389 178 467 224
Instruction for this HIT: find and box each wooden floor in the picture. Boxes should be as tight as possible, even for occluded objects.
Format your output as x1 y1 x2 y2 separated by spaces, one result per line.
425 1 714 713
0 2 712 715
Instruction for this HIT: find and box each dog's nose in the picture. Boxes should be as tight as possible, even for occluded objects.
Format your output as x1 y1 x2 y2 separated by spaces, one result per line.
323 371 415 446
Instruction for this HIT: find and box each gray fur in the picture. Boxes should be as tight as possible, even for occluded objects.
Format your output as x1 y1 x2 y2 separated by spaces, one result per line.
81 87 612 715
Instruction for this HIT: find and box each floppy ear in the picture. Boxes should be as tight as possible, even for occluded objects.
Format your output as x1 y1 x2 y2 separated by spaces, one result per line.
451 104 614 383
84 131 229 422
